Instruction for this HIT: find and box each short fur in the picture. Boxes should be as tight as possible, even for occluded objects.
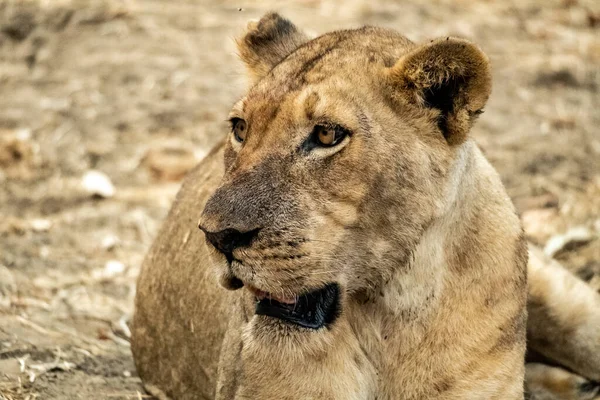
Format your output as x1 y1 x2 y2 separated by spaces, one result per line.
132 14 600 400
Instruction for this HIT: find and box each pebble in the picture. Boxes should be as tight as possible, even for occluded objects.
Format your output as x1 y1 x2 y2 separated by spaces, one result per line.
104 260 125 276
92 260 125 280
81 170 115 198
39 246 50 258
30 219 52 232
101 234 120 251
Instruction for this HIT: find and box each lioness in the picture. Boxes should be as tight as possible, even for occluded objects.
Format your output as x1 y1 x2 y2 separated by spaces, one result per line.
132 13 600 400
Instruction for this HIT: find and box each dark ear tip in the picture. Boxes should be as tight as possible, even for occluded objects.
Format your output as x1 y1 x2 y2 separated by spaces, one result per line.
427 36 486 56
258 11 286 24
416 36 491 90
245 12 296 42
237 12 308 82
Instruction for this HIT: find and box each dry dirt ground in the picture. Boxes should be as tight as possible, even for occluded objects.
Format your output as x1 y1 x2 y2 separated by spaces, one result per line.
0 0 599 398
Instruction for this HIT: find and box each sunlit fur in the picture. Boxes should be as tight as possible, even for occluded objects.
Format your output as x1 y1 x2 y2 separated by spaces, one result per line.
132 13 600 400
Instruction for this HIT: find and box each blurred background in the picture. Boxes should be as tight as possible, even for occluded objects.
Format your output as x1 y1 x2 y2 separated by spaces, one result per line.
0 0 598 398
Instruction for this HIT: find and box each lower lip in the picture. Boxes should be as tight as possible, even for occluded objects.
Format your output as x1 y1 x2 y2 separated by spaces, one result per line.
254 283 341 330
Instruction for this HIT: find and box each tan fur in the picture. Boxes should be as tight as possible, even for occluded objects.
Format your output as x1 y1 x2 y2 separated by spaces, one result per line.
132 14 600 400
527 247 600 382
525 364 600 400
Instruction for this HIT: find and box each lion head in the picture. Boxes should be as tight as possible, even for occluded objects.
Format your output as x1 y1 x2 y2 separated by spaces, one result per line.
198 12 491 331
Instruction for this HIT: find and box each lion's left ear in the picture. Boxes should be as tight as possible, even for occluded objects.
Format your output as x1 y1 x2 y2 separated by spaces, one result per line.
388 37 492 145
237 12 309 83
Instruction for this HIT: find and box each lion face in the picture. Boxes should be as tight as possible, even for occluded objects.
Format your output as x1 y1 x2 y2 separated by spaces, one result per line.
198 14 491 330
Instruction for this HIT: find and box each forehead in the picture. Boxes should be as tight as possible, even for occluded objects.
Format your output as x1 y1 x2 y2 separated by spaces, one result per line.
236 27 414 113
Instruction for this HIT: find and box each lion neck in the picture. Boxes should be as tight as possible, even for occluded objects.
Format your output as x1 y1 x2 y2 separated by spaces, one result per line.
379 140 477 318
348 138 519 355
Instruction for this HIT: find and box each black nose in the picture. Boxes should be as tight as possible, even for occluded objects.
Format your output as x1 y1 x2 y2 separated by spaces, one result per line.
201 227 260 255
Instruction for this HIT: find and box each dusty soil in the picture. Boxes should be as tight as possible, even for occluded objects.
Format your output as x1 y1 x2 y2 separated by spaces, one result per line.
0 0 599 398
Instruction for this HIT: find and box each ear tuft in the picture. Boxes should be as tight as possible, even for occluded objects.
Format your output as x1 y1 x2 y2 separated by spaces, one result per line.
237 12 309 83
389 37 492 145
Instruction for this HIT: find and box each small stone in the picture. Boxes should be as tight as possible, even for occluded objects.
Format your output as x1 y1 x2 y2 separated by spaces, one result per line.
82 170 115 198
16 128 31 141
104 260 125 276
544 226 595 258
40 246 50 258
101 234 120 250
92 260 125 280
123 370 131 377
30 218 52 232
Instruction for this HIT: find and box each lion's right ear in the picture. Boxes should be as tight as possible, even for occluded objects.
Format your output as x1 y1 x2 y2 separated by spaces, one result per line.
237 12 309 83
387 37 492 145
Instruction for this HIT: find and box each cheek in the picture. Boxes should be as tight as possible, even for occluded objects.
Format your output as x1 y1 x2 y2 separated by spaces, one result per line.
302 163 370 230
349 146 446 250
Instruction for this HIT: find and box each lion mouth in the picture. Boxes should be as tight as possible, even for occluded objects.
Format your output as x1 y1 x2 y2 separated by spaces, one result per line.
248 283 341 329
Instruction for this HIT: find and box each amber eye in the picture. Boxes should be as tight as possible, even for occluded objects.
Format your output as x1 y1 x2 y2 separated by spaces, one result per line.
231 118 247 143
313 124 348 147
